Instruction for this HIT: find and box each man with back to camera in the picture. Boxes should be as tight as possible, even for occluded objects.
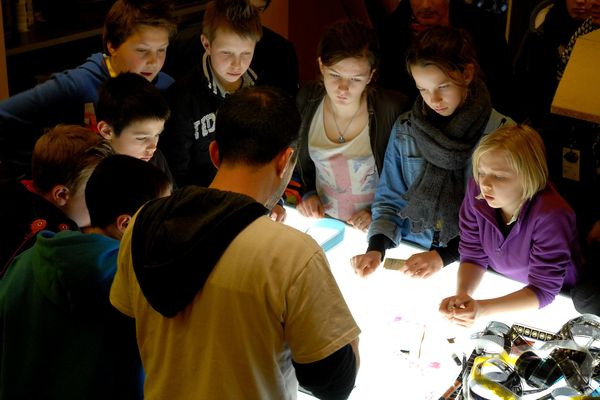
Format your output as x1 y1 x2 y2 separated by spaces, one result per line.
110 86 360 399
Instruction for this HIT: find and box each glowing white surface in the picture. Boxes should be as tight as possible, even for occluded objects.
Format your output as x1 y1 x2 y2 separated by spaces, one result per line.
285 207 580 400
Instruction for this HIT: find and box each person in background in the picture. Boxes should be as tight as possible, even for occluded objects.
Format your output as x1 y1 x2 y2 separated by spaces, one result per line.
295 20 408 231
0 0 176 182
0 125 112 276
377 0 513 116
338 0 401 30
514 0 593 126
110 87 360 399
96 72 174 183
0 155 172 399
440 125 580 327
556 0 600 80
514 0 598 247
351 26 512 279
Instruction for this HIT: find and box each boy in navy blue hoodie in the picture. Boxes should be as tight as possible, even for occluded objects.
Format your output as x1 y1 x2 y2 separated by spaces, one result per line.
0 0 177 182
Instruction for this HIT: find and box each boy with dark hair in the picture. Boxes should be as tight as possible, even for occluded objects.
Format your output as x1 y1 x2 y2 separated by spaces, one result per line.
111 86 360 399
159 0 262 189
0 154 171 399
0 125 113 276
0 0 176 182
96 72 173 181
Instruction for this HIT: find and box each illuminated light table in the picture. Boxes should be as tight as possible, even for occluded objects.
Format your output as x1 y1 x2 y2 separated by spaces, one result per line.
284 207 580 400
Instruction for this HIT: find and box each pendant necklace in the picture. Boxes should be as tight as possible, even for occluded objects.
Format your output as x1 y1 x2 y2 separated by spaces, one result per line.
329 98 361 144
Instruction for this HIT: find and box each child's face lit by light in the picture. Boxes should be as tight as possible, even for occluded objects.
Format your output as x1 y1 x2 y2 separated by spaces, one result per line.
477 149 524 221
410 64 471 117
202 29 256 92
105 119 165 162
319 57 373 108
107 25 169 82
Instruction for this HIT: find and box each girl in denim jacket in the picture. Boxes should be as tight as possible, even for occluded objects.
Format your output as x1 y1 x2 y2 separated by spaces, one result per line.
352 26 512 278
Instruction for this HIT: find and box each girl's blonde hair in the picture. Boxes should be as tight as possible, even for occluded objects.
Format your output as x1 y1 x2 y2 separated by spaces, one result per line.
472 125 548 201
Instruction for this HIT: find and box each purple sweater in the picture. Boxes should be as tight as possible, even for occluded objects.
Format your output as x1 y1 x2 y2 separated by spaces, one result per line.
459 179 581 308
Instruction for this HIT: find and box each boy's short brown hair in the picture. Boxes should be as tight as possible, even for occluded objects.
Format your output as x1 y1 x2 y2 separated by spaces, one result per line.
103 0 177 53
32 125 113 195
202 0 262 43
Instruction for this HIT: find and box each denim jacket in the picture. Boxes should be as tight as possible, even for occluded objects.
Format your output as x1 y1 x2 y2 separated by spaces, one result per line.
368 108 513 257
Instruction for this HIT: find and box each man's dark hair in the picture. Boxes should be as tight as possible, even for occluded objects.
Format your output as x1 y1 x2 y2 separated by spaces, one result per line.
96 72 170 136
85 155 171 229
215 86 300 165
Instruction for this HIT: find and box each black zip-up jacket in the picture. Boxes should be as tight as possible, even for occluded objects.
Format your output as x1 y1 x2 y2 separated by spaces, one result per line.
160 56 257 188
160 65 224 188
295 81 409 198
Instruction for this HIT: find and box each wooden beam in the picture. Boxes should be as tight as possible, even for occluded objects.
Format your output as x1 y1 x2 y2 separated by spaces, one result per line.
0 2 10 99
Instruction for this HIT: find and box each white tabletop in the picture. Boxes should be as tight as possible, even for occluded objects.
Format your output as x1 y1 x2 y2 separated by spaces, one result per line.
284 207 580 400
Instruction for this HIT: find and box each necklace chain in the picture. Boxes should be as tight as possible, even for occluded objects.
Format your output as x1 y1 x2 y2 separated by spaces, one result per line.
329 98 362 144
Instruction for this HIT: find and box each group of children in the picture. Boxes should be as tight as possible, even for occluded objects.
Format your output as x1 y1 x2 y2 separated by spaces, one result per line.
0 0 596 397
298 19 581 326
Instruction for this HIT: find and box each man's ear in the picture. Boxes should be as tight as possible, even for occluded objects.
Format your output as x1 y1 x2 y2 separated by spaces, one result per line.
200 34 211 53
97 121 114 140
48 185 70 207
209 140 221 168
115 214 132 234
276 147 295 178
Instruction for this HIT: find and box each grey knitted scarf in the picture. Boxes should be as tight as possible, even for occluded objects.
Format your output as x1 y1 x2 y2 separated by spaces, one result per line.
400 79 492 245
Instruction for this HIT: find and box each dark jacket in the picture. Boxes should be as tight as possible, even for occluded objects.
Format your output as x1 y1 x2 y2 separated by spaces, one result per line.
295 82 409 197
0 180 78 276
159 65 226 188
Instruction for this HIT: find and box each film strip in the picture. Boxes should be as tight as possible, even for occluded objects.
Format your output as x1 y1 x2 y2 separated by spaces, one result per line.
440 316 600 399
510 324 556 343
